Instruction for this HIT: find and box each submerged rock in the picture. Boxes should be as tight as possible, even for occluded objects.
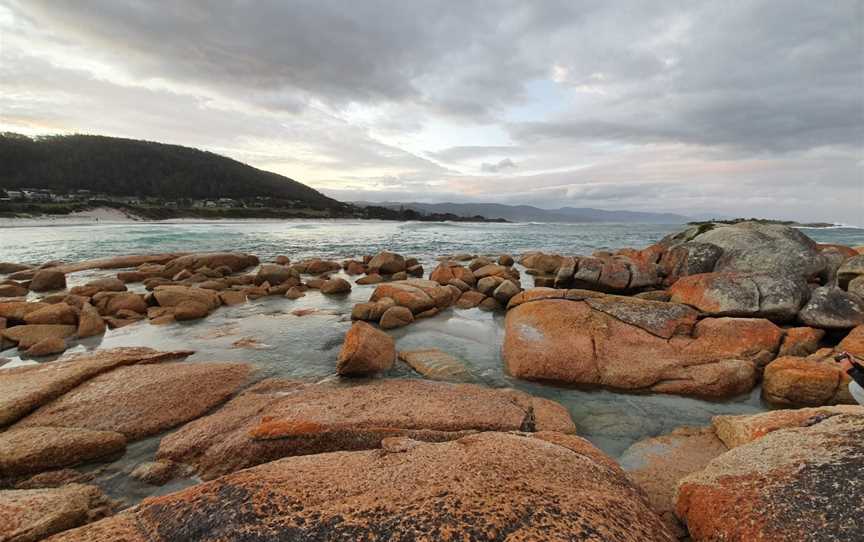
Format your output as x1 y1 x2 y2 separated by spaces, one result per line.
157 378 576 480
56 432 674 542
0 484 115 542
398 348 472 381
676 413 863 541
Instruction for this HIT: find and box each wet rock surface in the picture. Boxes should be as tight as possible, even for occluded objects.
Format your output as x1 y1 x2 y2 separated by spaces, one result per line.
57 432 674 542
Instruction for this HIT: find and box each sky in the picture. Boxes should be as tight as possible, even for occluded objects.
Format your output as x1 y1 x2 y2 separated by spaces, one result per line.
1 1 862 224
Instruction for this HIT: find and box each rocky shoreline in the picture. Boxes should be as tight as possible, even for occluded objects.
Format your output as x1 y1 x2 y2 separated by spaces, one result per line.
1 221 863 541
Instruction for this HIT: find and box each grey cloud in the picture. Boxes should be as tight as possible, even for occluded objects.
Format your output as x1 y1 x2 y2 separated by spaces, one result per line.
1 0 861 224
480 158 517 173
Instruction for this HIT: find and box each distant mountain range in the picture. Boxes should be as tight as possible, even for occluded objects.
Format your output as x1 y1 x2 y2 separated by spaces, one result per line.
353 201 692 224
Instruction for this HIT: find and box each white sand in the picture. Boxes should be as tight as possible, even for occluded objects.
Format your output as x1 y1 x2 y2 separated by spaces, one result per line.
0 207 141 228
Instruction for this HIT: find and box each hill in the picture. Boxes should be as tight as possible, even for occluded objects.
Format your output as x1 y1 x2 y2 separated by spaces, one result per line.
0 133 341 209
354 201 690 224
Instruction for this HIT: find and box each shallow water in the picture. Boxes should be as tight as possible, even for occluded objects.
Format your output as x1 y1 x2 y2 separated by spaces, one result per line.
2 220 863 506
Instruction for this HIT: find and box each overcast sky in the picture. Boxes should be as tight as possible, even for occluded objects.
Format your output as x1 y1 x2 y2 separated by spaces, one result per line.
1 1 862 223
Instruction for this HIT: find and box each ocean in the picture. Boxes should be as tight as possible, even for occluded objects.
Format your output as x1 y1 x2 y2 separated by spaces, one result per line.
1 219 862 264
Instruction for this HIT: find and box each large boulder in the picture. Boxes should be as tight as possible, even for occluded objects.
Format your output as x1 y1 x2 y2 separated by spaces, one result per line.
370 279 458 315
28 269 66 292
0 484 114 542
837 254 864 287
367 251 406 275
157 378 576 480
0 302 50 322
669 272 808 322
0 348 192 428
798 286 864 329
2 324 76 350
504 296 782 397
15 362 251 440
152 285 221 311
762 351 855 406
667 222 827 281
254 264 299 286
23 303 78 326
55 433 674 542
0 426 126 478
336 321 395 376
163 252 258 276
429 261 476 286
676 412 863 541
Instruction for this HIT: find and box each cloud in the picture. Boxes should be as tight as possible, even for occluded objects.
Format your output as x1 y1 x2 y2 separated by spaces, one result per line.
480 158 517 173
0 0 861 224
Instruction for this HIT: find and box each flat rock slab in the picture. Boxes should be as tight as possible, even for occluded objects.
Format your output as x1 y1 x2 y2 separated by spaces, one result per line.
676 413 864 541
15 361 252 440
0 484 114 542
0 426 126 478
621 426 728 537
398 348 472 381
55 432 674 542
0 347 193 427
158 378 576 479
712 404 864 448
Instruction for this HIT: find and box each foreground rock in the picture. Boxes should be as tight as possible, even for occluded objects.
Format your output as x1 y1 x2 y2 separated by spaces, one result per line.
504 294 781 397
0 426 126 478
676 412 863 541
157 378 576 479
0 347 192 427
59 432 673 541
0 484 114 542
621 426 728 537
15 362 251 440
336 321 395 376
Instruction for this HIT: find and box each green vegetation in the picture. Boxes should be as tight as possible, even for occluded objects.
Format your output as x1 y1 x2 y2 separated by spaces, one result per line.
0 132 342 210
0 133 506 223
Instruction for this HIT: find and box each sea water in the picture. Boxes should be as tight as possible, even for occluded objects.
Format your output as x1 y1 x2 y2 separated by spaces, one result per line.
2 220 863 505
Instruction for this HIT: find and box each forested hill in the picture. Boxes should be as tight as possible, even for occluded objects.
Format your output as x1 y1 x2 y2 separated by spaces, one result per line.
0 133 340 208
